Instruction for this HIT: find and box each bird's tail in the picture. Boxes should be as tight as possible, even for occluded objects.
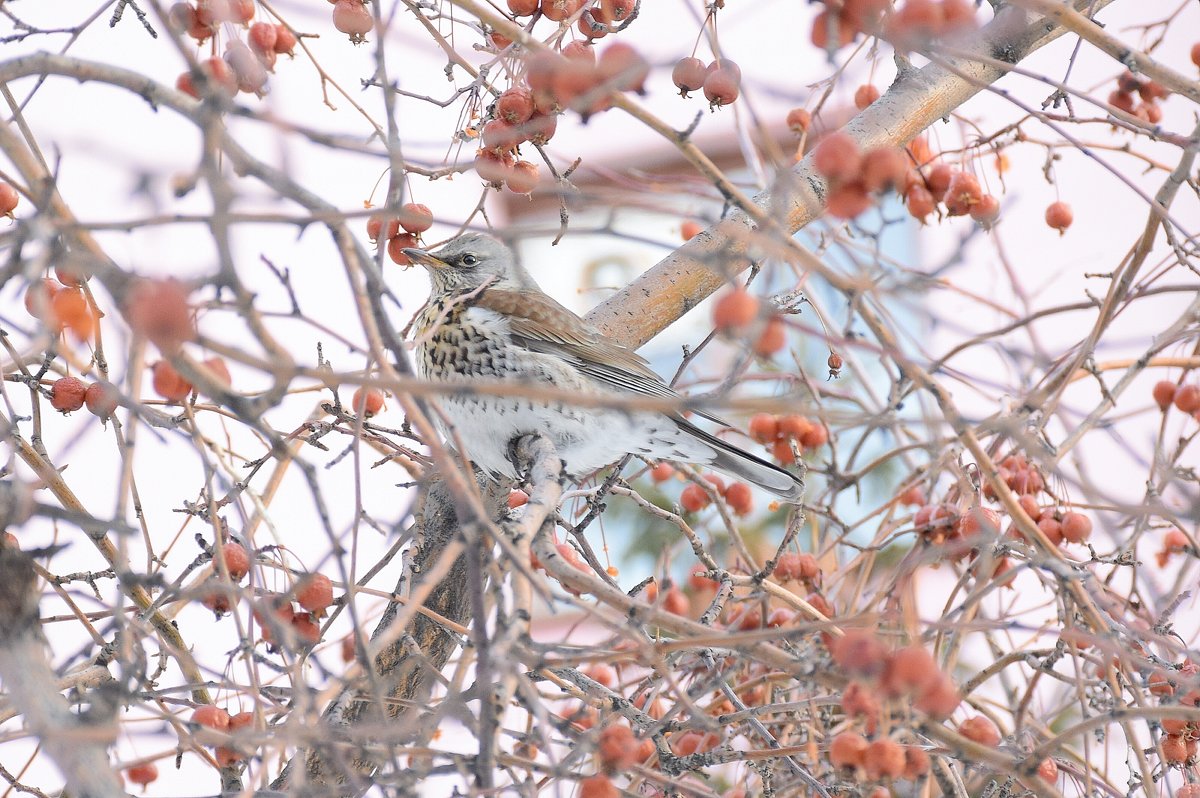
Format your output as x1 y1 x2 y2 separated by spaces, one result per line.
674 417 805 502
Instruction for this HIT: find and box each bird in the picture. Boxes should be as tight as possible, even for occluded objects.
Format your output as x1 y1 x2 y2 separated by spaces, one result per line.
401 233 804 501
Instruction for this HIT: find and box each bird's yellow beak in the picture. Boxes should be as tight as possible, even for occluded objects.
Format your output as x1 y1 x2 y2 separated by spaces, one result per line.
401 248 447 269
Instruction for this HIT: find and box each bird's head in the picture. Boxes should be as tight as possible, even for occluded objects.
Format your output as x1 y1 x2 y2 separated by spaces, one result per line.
401 233 538 295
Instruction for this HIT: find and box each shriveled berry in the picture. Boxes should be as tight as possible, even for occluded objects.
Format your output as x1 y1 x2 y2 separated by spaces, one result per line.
496 87 534 125
273 25 298 55
943 171 982 216
387 233 420 265
50 377 87 413
540 0 584 22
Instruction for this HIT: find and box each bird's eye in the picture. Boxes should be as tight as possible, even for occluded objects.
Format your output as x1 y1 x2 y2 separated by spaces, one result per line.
460 254 478 266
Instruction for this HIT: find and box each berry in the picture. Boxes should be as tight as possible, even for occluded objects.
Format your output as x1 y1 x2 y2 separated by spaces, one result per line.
540 0 584 22
24 278 60 321
508 0 538 14
332 0 373 40
125 763 158 788
1173 384 1200 413
810 10 855 50
786 107 812 133
680 484 710 512
813 132 862 182
662 586 689 616
649 462 674 483
296 573 334 612
748 413 779 444
496 87 534 125
387 233 420 265
0 182 18 215
152 361 192 402
970 193 1000 227
353 386 385 417
943 171 982 216
829 731 868 769
475 150 516 185
273 25 298 55
904 746 931 778
906 184 935 221
482 119 523 153
925 163 953 201
724 482 753 515
827 182 872 218
1045 201 1073 233
290 611 321 643
596 0 634 24
681 220 703 240
1192 42 1200 69
579 774 618 798
882 645 937 695
753 316 787 356
1060 511 1092 544
248 21 277 54
177 57 238 99
85 382 120 418
202 357 232 390
50 377 87 412
860 147 908 193
507 489 529 509
958 715 1001 746
863 739 906 780
913 672 960 718
125 278 195 353
799 422 828 448
1036 758 1058 783
366 213 399 242
598 42 649 93
506 161 540 195
830 629 888 678
854 83 880 109
523 113 557 145
192 705 230 730
703 62 740 108
52 286 96 340
777 415 812 441
562 40 596 64
712 288 758 331
827 352 843 372
218 542 250 581
672 57 706 95
597 724 639 773
399 203 433 234
1161 734 1187 764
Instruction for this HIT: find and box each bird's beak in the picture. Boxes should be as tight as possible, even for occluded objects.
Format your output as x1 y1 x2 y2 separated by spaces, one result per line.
401 248 447 269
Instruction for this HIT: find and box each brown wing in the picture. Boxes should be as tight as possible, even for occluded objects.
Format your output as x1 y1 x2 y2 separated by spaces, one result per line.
475 288 678 400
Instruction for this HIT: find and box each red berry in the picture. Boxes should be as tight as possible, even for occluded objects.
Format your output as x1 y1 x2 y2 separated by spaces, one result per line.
860 147 909 193
826 181 872 218
152 361 192 402
863 739 906 780
50 377 87 413
398 203 433 234
829 731 868 768
1192 42 1200 69
290 611 321 643
748 413 779 444
579 774 618 798
202 357 232 390
125 278 196 353
671 57 706 95
680 484 710 512
905 184 935 222
943 171 982 216
506 161 540 195
0 182 18 215
192 705 230 730
125 763 158 787
508 0 538 14
925 162 953 201
680 220 703 241
595 0 634 24
662 586 689 616
724 483 753 515
475 150 516 185
248 21 277 54
496 87 535 125
273 24 298 55
1059 511 1092 544
753 316 787 356
353 386 385 417
332 0 373 39
702 61 740 108
813 132 862 182
712 288 758 331
24 278 60 321
296 573 334 612
218 541 250 581
958 715 1001 746
387 233 420 265
1173 384 1200 413
540 0 584 22
598 42 649 93
810 9 855 50
786 107 812 133
853 83 880 109
649 462 674 483
85 381 120 419
970 193 1000 227
1045 201 1073 233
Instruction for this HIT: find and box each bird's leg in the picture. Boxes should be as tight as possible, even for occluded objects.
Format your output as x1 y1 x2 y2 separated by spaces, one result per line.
507 433 567 491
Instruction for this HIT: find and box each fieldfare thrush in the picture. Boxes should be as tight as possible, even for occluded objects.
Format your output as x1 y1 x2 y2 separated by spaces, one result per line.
402 233 804 501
